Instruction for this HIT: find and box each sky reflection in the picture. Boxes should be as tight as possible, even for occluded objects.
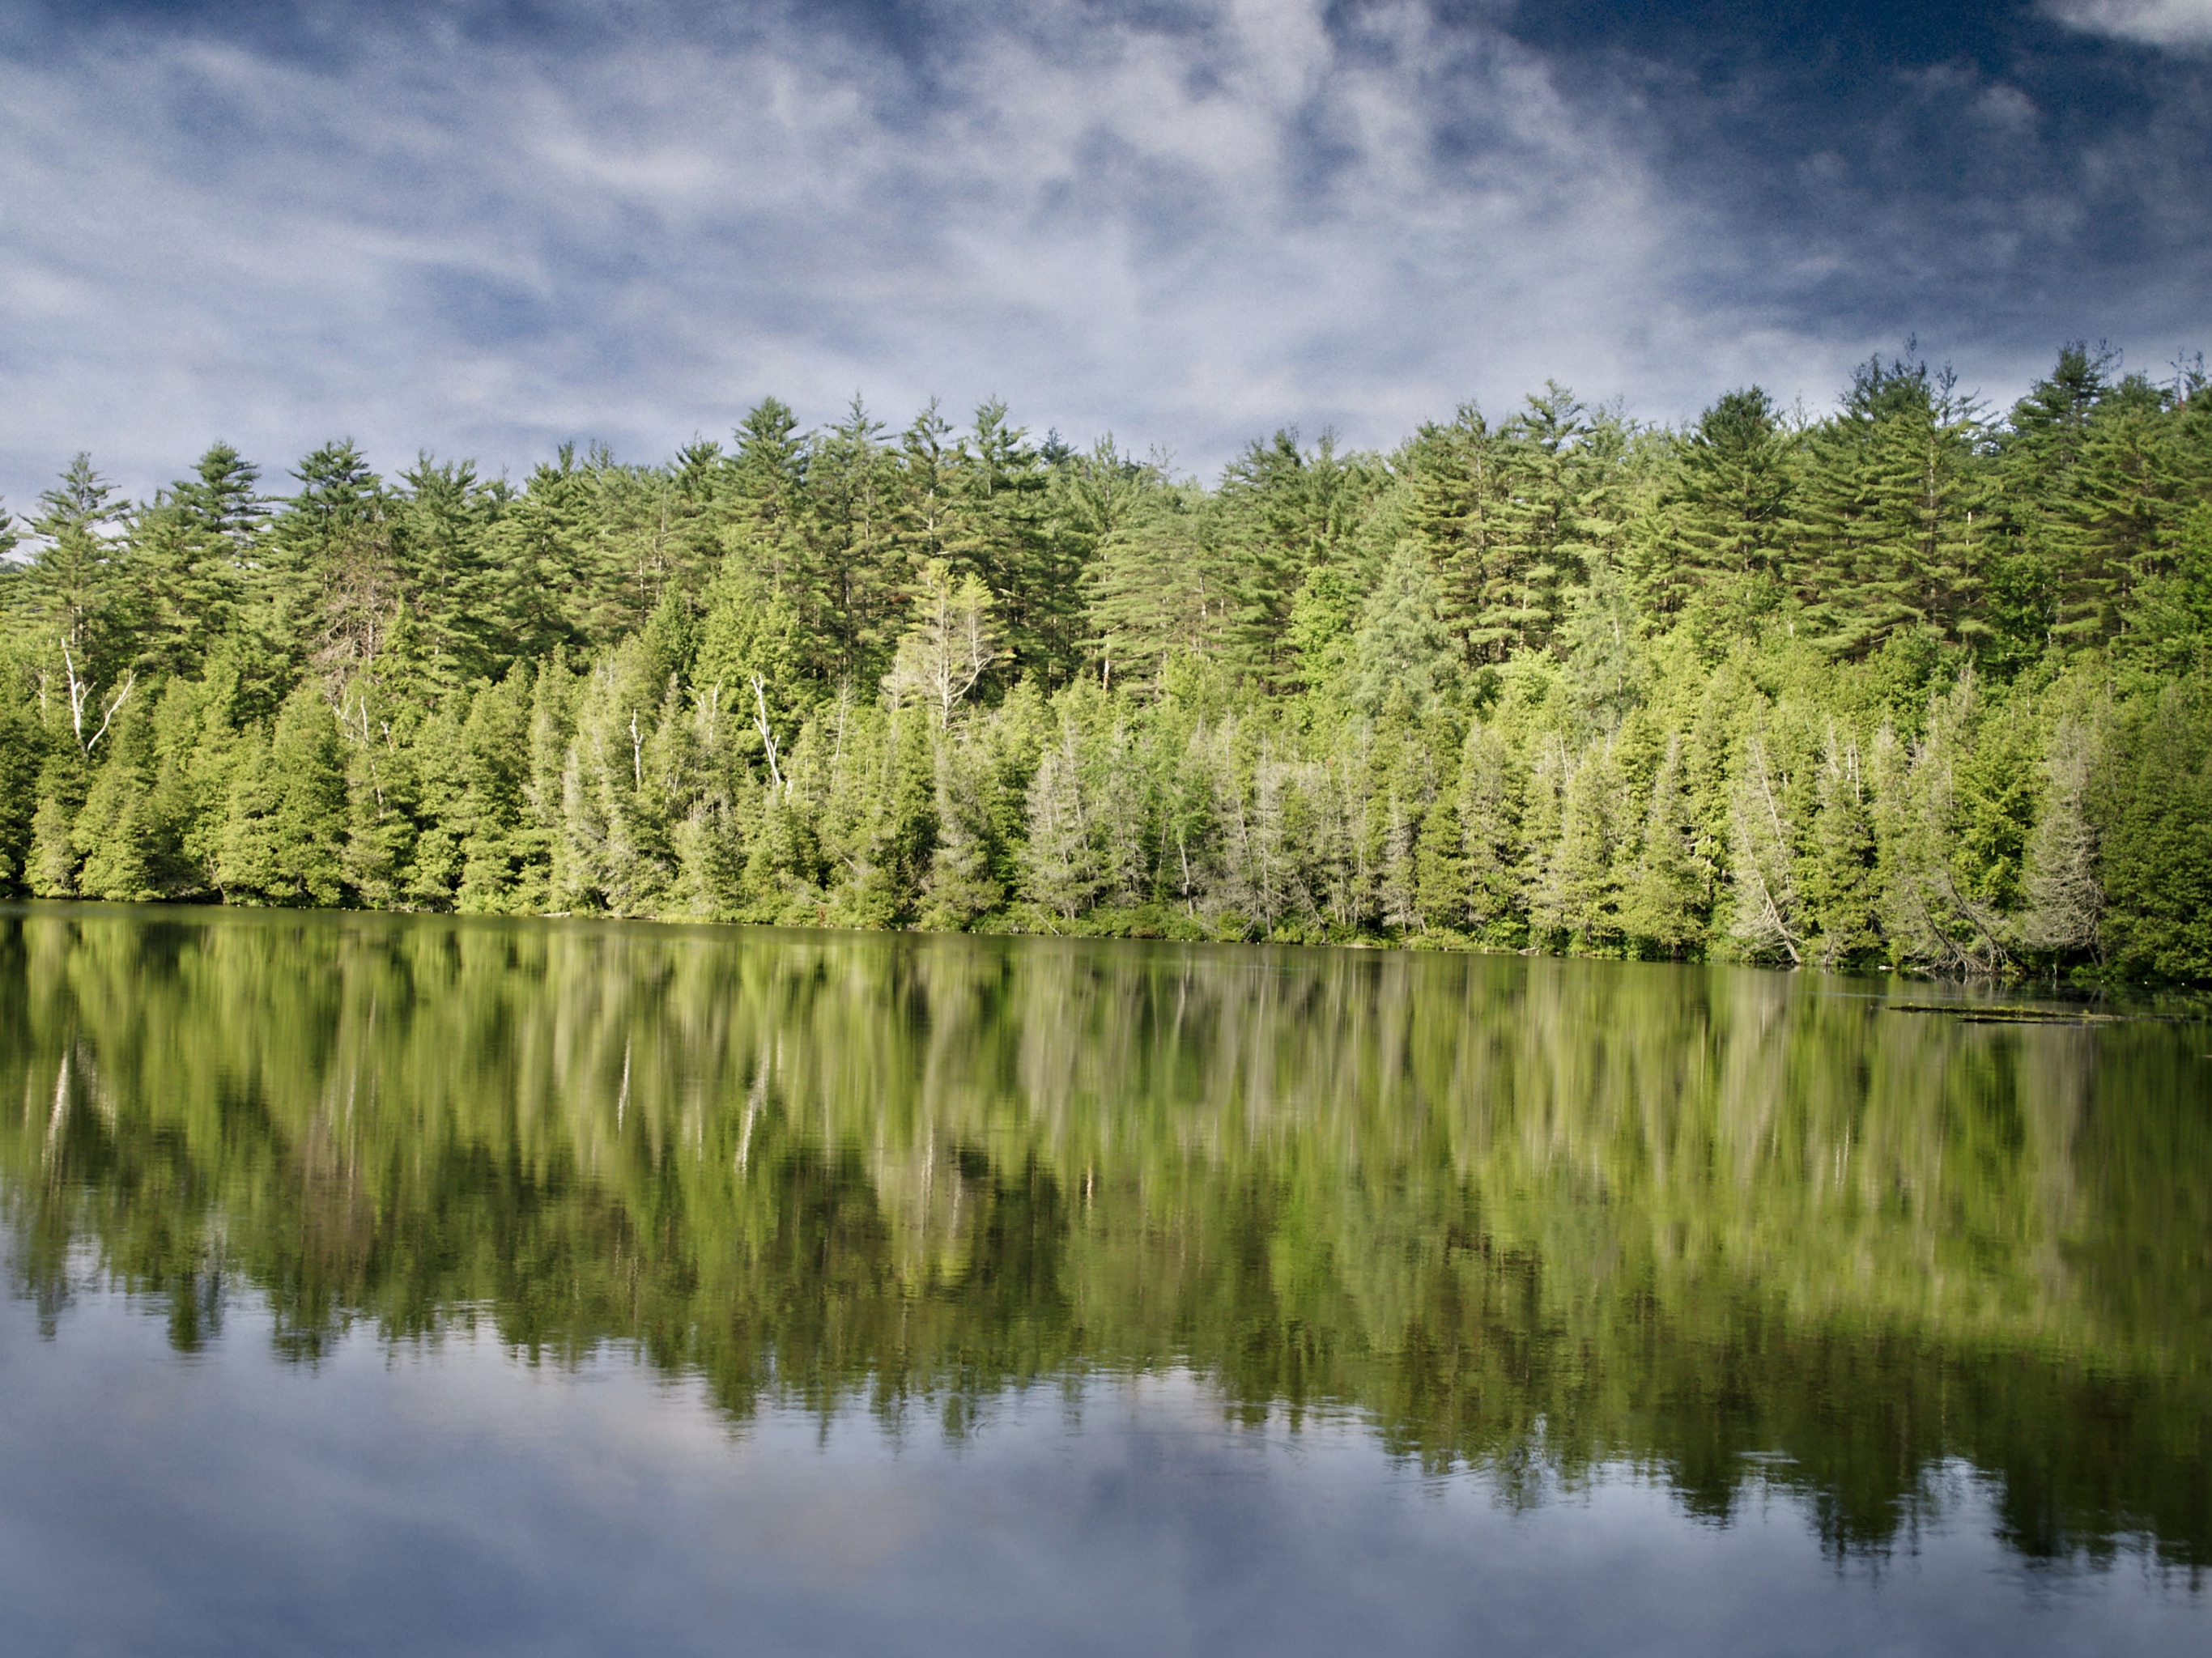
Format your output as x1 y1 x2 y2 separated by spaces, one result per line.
2 1283 2201 1658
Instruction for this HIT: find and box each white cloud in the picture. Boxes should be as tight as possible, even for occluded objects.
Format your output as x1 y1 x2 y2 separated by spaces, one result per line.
2043 0 2212 49
0 1 2172 508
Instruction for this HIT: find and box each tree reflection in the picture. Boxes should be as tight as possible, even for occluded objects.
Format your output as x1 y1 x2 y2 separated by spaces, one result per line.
2 906 2206 1568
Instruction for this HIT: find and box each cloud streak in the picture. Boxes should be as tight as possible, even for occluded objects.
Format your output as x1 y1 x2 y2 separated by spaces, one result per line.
0 2 2205 507
2044 0 2212 49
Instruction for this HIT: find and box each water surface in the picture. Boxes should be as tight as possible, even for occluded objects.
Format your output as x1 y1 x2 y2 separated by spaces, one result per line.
3 904 2207 1654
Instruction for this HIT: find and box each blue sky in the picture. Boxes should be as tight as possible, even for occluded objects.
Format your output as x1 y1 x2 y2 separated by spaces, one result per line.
0 0 2206 508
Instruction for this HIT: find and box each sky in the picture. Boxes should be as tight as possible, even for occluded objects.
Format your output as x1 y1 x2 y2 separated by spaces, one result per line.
0 0 2207 510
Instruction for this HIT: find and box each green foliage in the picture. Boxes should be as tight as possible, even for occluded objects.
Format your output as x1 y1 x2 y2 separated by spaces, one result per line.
3 349 2210 976
2097 673 2212 980
216 687 347 906
0 665 43 888
1349 542 1457 714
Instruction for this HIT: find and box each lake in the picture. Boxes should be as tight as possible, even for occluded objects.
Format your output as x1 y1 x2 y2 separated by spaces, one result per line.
2 903 2206 1656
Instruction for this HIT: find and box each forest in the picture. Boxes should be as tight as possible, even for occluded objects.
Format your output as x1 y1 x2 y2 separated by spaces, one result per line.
2 342 2209 980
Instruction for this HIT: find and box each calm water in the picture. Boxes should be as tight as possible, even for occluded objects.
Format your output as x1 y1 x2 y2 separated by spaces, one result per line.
2 903 2207 1656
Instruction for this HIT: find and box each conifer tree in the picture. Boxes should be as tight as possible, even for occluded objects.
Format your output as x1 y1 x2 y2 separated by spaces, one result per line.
1623 734 1704 957
921 721 1005 929
0 669 44 891
268 686 349 905
214 729 279 903
1349 542 1458 714
28 750 85 898
837 704 938 927
1453 720 1522 939
491 448 602 657
1803 726 1880 968
806 397 904 683
559 637 678 915
135 443 262 674
1876 674 2010 975
392 456 501 691
1483 385 1605 654
2095 674 2212 980
2119 504 2212 675
22 454 138 754
1726 721 1804 964
1535 738 1630 950
1400 404 1508 661
952 400 1071 682
1377 789 1421 934
2019 709 2107 960
1649 387 1797 628
1800 355 1990 656
718 397 814 627
1412 775 1466 934
887 560 999 728
72 702 171 902
1021 722 1095 922
1219 429 1385 680
1088 483 1249 692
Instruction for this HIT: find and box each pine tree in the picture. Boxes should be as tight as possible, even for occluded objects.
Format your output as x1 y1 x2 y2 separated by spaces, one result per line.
0 670 45 892
955 401 1072 683
1377 789 1421 934
2044 378 2186 650
1648 386 1797 630
1020 723 1094 921
559 637 678 915
26 453 127 657
393 456 501 691
1799 355 1991 657
717 397 815 633
1482 385 1612 654
887 560 1000 728
1218 428 1385 680
2119 504 2212 676
453 672 537 912
135 443 261 675
1803 725 1881 969
1348 542 1459 714
23 454 138 754
1559 554 1644 731
488 448 602 658
1413 775 1466 934
920 721 1005 929
267 440 405 682
28 750 83 898
1454 719 1522 939
1087 483 1249 691
266 687 349 905
1400 403 1508 662
2019 708 2107 960
1876 674 2011 976
840 704 938 927
214 728 277 901
73 704 169 902
1623 733 1704 957
401 700 466 910
1725 721 1804 965
806 397 905 684
2095 674 2212 980
1536 738 1630 951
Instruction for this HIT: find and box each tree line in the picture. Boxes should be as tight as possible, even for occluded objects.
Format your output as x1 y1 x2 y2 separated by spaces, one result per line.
2 344 2209 979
